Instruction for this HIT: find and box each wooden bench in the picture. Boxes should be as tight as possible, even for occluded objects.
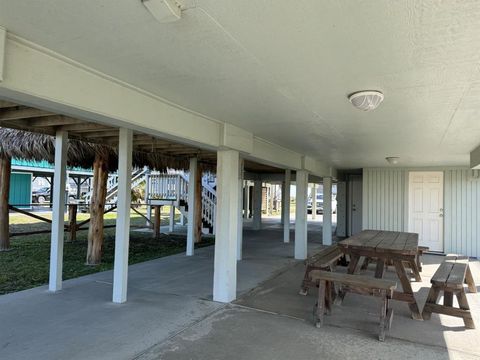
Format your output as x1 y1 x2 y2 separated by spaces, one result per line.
422 254 476 329
310 270 397 341
299 245 344 295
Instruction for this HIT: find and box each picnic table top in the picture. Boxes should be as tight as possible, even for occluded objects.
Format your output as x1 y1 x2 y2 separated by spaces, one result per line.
338 229 419 256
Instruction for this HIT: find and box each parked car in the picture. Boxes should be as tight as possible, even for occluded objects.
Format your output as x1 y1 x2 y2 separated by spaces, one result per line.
307 193 337 214
32 187 51 203
32 184 77 203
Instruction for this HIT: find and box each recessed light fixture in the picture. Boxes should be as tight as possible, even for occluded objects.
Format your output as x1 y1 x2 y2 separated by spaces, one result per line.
349 90 384 111
385 157 400 165
142 0 182 23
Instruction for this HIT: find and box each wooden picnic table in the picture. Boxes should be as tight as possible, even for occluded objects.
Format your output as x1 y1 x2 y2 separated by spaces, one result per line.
338 229 423 320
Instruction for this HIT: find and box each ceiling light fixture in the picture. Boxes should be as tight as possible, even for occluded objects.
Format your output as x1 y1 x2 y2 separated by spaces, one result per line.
385 157 400 165
142 0 182 23
348 90 384 111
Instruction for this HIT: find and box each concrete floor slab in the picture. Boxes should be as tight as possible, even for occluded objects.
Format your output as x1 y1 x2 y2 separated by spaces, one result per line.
234 254 480 357
0 219 324 360
135 305 478 360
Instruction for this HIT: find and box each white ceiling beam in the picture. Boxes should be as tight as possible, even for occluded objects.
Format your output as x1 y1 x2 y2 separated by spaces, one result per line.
0 107 54 121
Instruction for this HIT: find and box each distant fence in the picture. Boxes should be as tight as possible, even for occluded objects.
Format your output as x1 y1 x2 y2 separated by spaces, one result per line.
7 203 164 240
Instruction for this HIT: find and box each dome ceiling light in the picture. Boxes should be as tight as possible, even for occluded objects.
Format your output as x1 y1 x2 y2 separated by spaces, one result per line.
386 157 400 165
348 90 384 111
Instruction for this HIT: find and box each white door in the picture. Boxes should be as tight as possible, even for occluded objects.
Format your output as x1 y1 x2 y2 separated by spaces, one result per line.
408 171 444 252
348 175 362 236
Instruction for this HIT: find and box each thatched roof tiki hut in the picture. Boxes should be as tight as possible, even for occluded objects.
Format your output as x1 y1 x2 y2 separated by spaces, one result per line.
0 128 203 262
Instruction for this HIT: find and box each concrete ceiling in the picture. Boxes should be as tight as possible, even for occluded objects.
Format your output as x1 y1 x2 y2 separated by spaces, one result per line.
1 0 480 169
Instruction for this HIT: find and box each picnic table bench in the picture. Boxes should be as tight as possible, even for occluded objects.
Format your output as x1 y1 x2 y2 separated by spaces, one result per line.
299 244 344 295
422 254 477 329
310 270 397 341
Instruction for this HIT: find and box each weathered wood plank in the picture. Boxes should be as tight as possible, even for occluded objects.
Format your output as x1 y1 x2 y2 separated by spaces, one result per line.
446 263 468 289
309 270 397 291
431 262 454 286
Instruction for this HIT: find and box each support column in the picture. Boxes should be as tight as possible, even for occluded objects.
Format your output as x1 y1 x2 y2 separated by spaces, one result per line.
323 176 333 246
169 204 175 232
145 168 151 226
283 170 291 243
0 154 11 251
186 157 198 256
295 170 308 260
112 128 133 304
243 182 249 218
194 165 203 242
237 159 244 261
252 179 262 230
48 130 68 292
280 183 285 225
213 149 240 303
311 184 317 220
86 152 109 265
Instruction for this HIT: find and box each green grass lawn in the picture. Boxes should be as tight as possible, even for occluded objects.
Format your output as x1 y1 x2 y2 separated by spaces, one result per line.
0 209 214 295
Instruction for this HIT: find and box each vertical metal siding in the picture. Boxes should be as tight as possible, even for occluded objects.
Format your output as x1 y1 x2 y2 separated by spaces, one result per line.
444 169 480 258
363 168 480 258
362 168 406 232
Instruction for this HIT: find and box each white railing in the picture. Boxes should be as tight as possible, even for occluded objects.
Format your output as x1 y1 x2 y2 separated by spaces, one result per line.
149 174 188 201
83 168 148 207
148 172 216 231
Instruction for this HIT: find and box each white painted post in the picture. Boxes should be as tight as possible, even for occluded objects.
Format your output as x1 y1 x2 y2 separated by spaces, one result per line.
323 176 333 246
145 168 151 226
283 170 291 243
112 128 133 304
237 160 244 261
280 182 285 225
243 181 249 219
252 179 262 230
213 149 240 302
295 170 308 260
186 157 198 256
48 130 68 292
311 183 317 220
169 204 175 232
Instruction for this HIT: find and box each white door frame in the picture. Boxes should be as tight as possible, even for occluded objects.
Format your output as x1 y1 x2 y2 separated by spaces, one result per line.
407 171 444 252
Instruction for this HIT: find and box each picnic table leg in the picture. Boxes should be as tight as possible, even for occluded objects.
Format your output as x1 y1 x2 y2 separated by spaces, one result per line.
379 290 388 341
299 266 311 295
456 289 475 329
361 257 370 271
415 253 422 272
347 255 362 275
465 266 477 293
444 291 453 307
393 260 423 320
325 281 333 315
315 280 327 328
337 254 361 304
374 260 385 279
407 259 422 282
422 286 440 320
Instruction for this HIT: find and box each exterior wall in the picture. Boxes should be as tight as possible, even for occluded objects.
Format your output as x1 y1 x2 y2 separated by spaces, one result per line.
363 168 480 258
362 168 407 232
